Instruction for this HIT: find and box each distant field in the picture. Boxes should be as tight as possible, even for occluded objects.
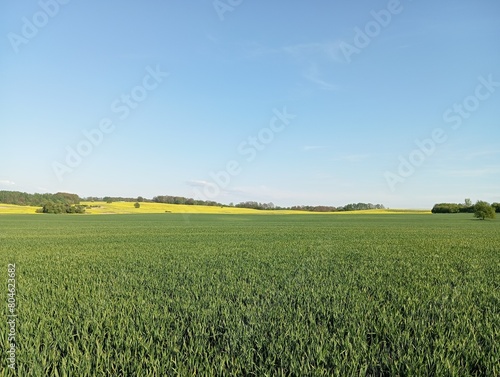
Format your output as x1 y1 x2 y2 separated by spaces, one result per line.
0 214 498 375
0 203 41 214
0 201 431 215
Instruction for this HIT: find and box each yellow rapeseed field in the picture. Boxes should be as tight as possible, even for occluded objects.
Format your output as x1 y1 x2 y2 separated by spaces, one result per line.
82 201 269 214
0 204 41 214
0 201 431 215
81 202 431 215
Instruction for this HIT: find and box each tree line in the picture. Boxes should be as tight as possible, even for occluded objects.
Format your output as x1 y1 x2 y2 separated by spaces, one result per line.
0 190 387 214
432 199 498 220
0 191 80 206
36 202 86 214
0 191 84 214
151 195 223 207
234 202 385 212
85 194 385 212
432 200 500 214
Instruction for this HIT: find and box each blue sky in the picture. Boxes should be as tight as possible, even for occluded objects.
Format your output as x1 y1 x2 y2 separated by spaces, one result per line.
1 0 499 208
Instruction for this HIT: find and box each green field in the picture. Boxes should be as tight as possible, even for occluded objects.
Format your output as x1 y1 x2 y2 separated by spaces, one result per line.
1 214 499 376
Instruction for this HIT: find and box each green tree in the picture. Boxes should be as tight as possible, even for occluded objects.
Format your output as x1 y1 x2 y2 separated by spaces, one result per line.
432 203 460 213
134 202 140 209
492 202 500 213
474 201 495 220
40 201 85 214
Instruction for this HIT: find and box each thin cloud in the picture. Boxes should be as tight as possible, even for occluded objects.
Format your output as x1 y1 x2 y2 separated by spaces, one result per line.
281 42 343 90
303 63 339 91
231 185 301 202
282 41 344 63
303 145 328 151
332 154 369 163
237 40 345 63
465 150 500 160
186 180 244 198
205 33 219 44
186 180 216 188
443 167 500 177
0 180 15 186
229 40 343 90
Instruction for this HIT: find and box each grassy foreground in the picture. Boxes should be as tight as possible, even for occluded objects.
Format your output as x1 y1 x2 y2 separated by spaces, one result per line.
0 201 431 215
1 214 498 375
